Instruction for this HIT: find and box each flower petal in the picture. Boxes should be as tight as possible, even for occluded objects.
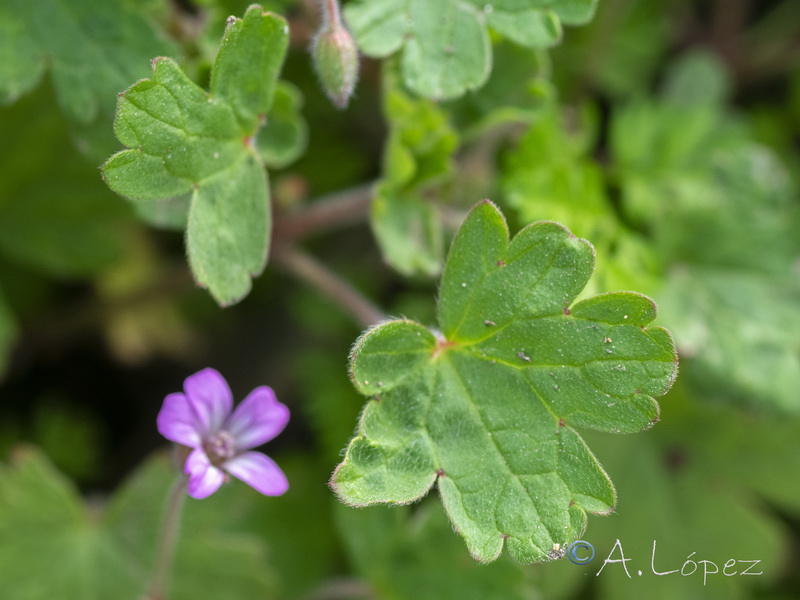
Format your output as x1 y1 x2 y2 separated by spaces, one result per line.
157 392 202 447
224 451 288 496
184 368 233 437
185 448 225 499
225 386 289 450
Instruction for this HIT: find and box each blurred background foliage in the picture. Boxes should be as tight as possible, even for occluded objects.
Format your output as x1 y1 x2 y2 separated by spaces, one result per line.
0 0 798 598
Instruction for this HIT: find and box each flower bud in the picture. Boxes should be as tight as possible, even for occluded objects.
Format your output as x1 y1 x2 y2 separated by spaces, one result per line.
311 17 359 109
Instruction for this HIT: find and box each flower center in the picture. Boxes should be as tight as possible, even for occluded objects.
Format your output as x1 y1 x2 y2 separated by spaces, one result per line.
204 430 237 466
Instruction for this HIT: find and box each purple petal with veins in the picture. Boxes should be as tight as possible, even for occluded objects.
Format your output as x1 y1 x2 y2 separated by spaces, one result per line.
224 451 288 496
184 368 233 436
226 386 290 450
157 368 289 499
185 448 225 499
157 392 202 447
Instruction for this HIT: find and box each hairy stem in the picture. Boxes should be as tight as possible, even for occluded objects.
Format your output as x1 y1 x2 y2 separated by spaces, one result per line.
321 0 343 27
274 245 386 328
144 470 189 600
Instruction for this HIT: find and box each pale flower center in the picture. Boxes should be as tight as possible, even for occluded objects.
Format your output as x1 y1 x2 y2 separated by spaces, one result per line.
204 430 237 466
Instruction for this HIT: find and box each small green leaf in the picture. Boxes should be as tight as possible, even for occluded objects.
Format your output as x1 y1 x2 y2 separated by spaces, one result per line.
256 81 308 169
660 50 731 108
345 0 597 100
102 5 289 306
105 57 242 196
372 189 443 277
332 201 678 563
547 0 599 25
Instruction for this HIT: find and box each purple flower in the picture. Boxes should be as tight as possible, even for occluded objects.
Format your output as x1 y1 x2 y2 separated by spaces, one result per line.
157 368 289 499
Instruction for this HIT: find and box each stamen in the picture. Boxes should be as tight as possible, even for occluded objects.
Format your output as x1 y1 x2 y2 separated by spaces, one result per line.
204 430 237 465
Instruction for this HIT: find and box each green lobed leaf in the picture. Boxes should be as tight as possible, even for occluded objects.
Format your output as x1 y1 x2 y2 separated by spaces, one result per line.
331 201 678 563
102 5 289 306
345 0 596 100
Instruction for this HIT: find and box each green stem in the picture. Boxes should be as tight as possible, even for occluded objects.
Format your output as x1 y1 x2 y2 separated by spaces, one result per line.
144 471 189 600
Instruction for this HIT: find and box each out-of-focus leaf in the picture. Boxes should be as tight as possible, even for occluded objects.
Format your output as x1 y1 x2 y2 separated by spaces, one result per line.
502 103 612 241
660 50 731 108
336 500 531 600
0 0 45 105
446 42 553 136
0 448 140 599
545 388 795 600
243 455 341 599
0 448 282 600
370 68 457 277
612 52 800 411
106 452 278 600
332 201 677 563
345 0 597 100
552 0 672 99
0 0 177 123
0 86 132 277
657 268 800 413
113 453 340 600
